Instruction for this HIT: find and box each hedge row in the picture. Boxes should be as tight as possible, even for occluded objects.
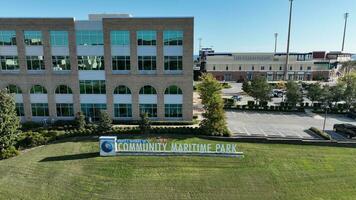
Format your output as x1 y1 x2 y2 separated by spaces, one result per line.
225 105 305 112
309 127 331 140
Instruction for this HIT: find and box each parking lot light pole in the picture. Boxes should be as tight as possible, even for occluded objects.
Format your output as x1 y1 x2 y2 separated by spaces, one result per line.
322 104 329 138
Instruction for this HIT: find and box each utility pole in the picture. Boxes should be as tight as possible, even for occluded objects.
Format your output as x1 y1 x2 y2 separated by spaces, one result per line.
341 12 349 52
284 0 294 80
274 33 278 54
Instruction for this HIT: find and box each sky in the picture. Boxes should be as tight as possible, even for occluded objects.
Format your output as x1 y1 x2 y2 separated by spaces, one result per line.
0 0 355 54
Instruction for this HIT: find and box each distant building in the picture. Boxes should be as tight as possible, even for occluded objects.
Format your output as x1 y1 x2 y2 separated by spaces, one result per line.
203 51 353 82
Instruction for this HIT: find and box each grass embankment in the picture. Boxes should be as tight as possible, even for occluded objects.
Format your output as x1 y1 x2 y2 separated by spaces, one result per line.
1 136 356 199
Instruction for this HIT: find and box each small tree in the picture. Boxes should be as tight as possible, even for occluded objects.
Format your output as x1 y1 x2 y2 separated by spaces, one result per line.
0 89 20 150
242 80 252 95
285 81 302 107
249 76 271 104
139 112 151 134
197 73 230 136
98 110 112 132
276 81 286 90
306 83 324 103
75 112 86 129
339 72 356 109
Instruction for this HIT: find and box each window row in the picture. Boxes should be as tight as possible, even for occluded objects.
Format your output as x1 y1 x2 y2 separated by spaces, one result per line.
212 65 313 71
5 84 182 95
0 30 183 47
16 103 182 119
0 56 183 72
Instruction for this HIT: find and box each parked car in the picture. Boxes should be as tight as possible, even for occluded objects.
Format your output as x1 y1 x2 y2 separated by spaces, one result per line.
231 95 242 101
271 89 284 98
333 124 356 139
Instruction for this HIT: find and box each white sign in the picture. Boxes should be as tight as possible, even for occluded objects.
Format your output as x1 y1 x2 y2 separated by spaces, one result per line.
99 137 243 157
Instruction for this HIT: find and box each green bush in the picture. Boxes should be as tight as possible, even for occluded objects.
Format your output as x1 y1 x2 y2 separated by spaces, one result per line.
247 101 255 107
220 82 232 89
16 131 50 149
21 121 42 131
0 146 19 160
309 127 331 140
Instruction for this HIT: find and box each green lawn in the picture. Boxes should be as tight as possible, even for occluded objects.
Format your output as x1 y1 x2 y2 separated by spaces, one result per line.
1 136 356 200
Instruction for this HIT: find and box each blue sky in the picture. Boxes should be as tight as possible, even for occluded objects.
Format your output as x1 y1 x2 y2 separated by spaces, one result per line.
1 0 355 54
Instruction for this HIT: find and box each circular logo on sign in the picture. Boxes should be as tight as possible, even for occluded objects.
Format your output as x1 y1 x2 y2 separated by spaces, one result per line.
101 141 113 153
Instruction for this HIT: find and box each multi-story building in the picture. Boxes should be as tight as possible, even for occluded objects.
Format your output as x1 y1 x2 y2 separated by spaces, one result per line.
0 14 194 122
205 51 337 82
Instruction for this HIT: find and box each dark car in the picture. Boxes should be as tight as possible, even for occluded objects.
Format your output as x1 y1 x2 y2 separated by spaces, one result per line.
333 124 356 139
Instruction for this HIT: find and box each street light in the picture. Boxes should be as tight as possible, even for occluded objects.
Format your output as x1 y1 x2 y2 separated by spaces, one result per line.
322 103 331 140
285 0 294 80
274 33 278 54
341 12 349 52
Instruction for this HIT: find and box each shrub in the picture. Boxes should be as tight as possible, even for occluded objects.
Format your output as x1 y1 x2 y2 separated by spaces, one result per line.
97 110 112 133
309 127 331 140
75 112 86 129
21 121 42 131
224 98 235 108
16 131 49 149
139 113 151 134
260 101 268 107
0 146 19 160
247 101 255 107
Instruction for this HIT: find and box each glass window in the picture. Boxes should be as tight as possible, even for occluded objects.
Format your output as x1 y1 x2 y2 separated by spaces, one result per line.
137 30 156 46
31 103 49 116
0 31 16 45
79 80 106 94
0 56 19 70
261 66 265 70
307 66 311 70
165 85 182 94
6 84 22 94
24 31 42 45
55 85 72 94
78 56 104 70
56 103 74 117
239 66 241 70
300 66 303 71
52 56 70 71
290 66 293 70
16 103 24 116
80 103 107 121
27 56 44 70
50 31 68 46
30 85 47 94
76 31 103 46
165 104 182 118
138 56 156 71
139 85 156 94
139 104 157 117
164 30 183 46
111 31 129 45
112 56 130 71
113 86 131 94
114 104 132 118
164 56 182 71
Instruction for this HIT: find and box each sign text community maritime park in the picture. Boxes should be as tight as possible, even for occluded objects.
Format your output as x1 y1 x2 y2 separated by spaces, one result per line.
99 136 244 157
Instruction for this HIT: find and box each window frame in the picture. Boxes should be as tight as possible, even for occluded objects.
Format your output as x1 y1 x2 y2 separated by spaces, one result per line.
24 31 42 46
138 56 156 71
56 103 74 117
77 56 104 70
76 30 103 46
165 104 183 118
26 56 45 71
163 30 183 46
31 103 49 116
0 56 19 70
50 31 69 47
110 31 130 46
114 104 132 118
164 56 182 71
112 56 130 71
52 56 71 71
79 80 106 94
137 30 156 46
0 30 16 46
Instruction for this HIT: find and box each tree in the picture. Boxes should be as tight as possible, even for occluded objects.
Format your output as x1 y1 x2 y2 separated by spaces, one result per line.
75 112 86 129
285 81 302 107
339 72 356 108
276 81 286 90
306 83 324 103
242 80 252 95
329 83 346 103
139 112 151 134
249 76 271 104
97 110 112 132
197 73 230 136
0 89 20 150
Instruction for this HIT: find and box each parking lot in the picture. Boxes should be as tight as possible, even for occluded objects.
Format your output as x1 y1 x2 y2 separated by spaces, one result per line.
226 111 356 140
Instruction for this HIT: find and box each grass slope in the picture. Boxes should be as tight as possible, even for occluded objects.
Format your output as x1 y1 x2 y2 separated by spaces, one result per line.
1 136 356 200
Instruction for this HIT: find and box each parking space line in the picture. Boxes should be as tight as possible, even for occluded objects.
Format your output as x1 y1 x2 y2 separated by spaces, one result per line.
258 128 268 137
243 127 250 136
